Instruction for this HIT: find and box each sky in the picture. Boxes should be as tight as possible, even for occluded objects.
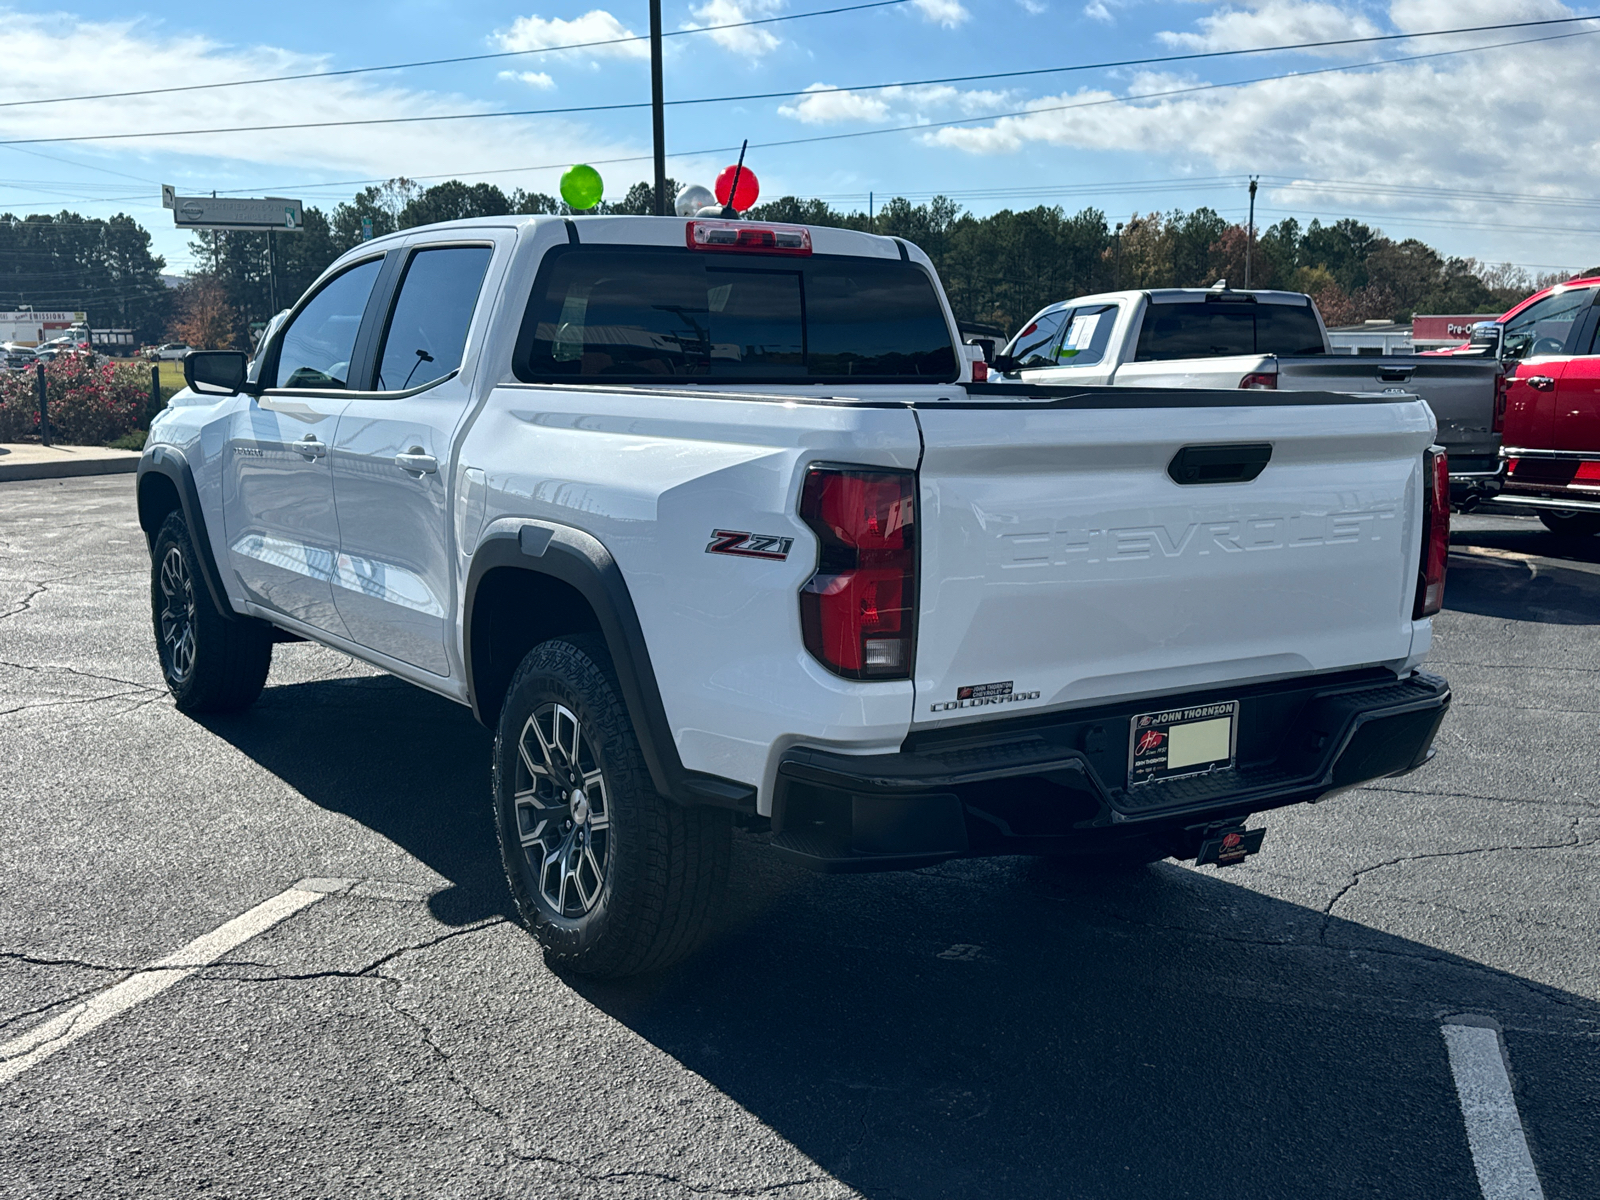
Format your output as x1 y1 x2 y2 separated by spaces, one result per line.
1 0 1598 278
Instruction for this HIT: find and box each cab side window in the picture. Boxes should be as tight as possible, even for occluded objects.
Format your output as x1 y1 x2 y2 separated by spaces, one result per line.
374 246 494 391
1501 287 1595 361
1055 304 1118 367
270 258 383 389
1006 308 1070 367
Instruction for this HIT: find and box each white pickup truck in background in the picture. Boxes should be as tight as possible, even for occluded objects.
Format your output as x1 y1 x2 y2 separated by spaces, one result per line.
997 286 1504 499
138 217 1452 976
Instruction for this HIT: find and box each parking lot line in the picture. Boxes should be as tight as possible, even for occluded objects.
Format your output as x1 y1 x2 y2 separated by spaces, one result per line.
0 884 327 1086
1442 1022 1546 1200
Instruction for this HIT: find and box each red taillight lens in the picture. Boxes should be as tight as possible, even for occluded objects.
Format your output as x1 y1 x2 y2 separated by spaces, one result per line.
1493 371 1508 434
1239 372 1277 390
1414 448 1449 618
686 220 812 255
1574 461 1600 485
798 466 916 679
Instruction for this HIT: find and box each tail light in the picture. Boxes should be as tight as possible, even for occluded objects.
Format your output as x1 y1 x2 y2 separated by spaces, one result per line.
687 220 811 255
798 466 916 679
1414 448 1449 618
1239 372 1277 390
1493 371 1508 433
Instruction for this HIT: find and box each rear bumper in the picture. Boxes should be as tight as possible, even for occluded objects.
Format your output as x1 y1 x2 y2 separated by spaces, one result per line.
771 669 1450 872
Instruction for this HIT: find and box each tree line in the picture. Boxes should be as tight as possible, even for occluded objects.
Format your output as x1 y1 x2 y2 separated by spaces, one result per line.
2 179 1580 350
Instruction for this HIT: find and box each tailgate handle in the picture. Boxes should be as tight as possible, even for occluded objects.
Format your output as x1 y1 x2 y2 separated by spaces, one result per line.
1167 443 1272 486
1378 366 1415 382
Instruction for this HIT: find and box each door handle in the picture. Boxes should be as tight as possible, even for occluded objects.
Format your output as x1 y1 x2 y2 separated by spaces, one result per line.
294 435 326 459
395 448 438 475
1526 375 1556 392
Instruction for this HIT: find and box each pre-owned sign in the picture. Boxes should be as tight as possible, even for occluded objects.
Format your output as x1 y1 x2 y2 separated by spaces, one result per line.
172 196 303 232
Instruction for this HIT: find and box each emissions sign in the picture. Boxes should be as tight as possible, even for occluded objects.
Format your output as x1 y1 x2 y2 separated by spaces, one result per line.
173 196 304 232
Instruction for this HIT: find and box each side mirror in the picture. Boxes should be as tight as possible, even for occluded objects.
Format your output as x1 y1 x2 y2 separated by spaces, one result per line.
990 353 1021 374
183 350 256 396
1468 322 1503 358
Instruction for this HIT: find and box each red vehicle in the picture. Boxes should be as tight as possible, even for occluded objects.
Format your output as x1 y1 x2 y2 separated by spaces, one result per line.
1480 278 1600 535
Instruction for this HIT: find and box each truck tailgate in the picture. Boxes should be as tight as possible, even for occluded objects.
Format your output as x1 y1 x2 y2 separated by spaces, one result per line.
913 391 1435 727
1276 356 1501 472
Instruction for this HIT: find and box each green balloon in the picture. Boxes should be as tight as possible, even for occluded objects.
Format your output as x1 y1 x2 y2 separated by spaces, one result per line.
560 164 604 211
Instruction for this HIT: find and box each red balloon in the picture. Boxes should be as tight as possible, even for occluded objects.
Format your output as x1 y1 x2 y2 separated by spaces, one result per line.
714 164 760 212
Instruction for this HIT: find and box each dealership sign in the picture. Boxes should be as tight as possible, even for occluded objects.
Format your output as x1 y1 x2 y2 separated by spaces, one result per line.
1412 314 1496 342
172 196 304 232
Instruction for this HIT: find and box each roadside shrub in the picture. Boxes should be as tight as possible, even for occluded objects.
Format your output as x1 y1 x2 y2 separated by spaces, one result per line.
29 353 149 445
0 368 39 441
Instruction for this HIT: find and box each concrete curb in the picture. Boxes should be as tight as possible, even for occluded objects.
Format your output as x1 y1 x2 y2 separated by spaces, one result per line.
0 451 140 483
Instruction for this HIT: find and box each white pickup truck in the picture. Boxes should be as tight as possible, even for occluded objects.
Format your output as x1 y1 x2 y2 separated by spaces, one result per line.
137 216 1451 977
996 286 1504 498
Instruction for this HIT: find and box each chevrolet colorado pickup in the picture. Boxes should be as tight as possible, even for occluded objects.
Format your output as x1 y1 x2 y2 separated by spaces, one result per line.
999 286 1503 499
137 215 1451 977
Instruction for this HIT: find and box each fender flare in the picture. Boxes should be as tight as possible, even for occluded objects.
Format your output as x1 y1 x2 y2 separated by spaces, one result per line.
135 446 236 621
464 524 756 813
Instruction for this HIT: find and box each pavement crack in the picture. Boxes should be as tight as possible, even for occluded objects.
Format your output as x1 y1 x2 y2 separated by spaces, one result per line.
509 1153 832 1197
375 971 509 1124
0 659 163 693
0 984 118 1032
212 919 508 983
0 580 47 623
1319 824 1586 939
0 950 136 972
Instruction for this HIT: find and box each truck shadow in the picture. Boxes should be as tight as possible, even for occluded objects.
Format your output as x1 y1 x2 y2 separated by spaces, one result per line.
200 672 505 926
1445 548 1600 624
202 672 1599 1200
570 846 1598 1200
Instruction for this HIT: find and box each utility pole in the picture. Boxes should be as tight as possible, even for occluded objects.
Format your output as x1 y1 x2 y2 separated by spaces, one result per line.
267 229 279 314
1114 222 1124 290
1245 176 1258 288
649 0 667 215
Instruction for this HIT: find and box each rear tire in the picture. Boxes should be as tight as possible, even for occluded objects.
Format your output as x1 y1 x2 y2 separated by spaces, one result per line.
150 511 272 713
492 634 731 978
1538 510 1600 537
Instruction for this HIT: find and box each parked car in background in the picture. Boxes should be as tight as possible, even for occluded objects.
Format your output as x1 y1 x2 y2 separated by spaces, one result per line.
1490 278 1600 535
147 343 192 362
2 344 38 370
997 285 1504 502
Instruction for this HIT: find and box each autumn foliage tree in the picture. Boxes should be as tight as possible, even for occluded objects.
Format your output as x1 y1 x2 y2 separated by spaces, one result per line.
169 275 236 349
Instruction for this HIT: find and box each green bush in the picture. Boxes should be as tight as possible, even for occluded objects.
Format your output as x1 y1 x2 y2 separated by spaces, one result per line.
0 353 150 445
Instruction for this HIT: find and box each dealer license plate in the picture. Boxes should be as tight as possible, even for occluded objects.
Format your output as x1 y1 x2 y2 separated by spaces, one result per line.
1128 700 1238 786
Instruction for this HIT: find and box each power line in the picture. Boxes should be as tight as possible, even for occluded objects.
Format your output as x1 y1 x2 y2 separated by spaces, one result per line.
0 0 912 112
2 16 1596 147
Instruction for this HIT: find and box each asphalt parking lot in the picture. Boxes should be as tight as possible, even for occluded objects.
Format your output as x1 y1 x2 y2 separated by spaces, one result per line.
1 476 1596 1199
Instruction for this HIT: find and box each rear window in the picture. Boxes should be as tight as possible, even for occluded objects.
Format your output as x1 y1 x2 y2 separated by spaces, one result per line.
1134 300 1325 361
515 247 957 383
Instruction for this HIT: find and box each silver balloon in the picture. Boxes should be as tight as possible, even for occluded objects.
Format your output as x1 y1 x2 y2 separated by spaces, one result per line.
675 185 715 217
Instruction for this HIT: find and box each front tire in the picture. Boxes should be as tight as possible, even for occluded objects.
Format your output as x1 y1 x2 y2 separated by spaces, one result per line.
1538 510 1600 537
492 635 730 978
150 511 272 713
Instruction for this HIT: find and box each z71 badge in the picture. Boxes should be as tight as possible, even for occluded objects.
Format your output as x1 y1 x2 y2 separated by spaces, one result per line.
706 530 794 561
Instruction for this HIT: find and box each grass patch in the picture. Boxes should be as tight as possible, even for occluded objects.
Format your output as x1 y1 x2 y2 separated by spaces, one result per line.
107 429 147 452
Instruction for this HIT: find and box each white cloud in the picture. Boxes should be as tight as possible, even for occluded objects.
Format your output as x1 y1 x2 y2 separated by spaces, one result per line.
499 69 557 89
777 83 1014 125
778 85 892 124
1018 0 1048 13
912 0 971 28
682 0 784 57
1083 2 1113 22
493 9 649 60
1158 0 1383 53
919 0 1600 264
0 15 638 205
